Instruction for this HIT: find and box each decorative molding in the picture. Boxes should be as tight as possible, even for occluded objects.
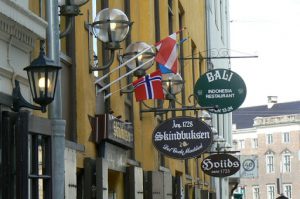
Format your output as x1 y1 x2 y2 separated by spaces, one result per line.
0 1 47 39
0 66 28 85
0 13 36 51
254 114 300 127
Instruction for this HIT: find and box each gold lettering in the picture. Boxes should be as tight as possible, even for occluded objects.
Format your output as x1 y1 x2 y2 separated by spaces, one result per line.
112 121 132 142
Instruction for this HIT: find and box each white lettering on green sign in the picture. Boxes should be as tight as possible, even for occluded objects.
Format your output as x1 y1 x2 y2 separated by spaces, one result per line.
206 70 233 82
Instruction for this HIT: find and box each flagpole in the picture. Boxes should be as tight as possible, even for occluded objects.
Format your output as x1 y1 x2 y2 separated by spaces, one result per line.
96 28 186 93
154 27 187 46
95 46 154 84
97 57 154 93
104 83 132 100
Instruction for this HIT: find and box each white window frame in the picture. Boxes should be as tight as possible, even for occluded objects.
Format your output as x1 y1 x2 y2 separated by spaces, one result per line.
282 132 290 143
266 134 273 144
252 138 258 148
266 153 275 173
267 184 275 199
283 184 292 199
252 186 260 199
239 140 245 149
282 153 291 173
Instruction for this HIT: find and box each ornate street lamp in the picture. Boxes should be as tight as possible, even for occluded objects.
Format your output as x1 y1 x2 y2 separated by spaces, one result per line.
122 42 155 77
162 73 184 100
89 8 133 71
59 0 89 38
59 0 89 16
12 45 61 113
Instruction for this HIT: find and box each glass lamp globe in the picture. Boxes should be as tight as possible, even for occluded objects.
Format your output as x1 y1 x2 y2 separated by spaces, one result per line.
162 73 184 98
122 42 155 77
92 8 130 45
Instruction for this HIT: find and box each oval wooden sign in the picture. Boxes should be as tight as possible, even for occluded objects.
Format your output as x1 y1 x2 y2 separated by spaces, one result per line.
152 117 213 159
201 153 240 177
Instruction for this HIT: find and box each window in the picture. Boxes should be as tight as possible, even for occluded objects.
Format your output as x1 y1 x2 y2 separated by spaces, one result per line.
267 185 275 199
266 153 275 173
282 132 290 143
252 186 260 199
239 140 245 149
282 153 291 173
283 184 292 199
252 138 258 148
266 134 273 144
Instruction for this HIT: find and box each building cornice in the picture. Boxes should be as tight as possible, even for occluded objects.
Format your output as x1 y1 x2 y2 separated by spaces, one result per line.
0 1 47 40
254 114 300 127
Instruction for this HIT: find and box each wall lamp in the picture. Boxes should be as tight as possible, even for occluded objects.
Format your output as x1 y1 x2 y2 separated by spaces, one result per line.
121 42 155 77
118 42 155 94
87 8 133 72
59 0 89 16
162 73 184 100
11 44 61 113
59 0 89 38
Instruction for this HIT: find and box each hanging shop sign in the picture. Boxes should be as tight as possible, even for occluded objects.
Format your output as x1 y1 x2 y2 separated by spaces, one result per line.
194 69 247 114
201 153 241 177
152 116 213 159
94 114 134 149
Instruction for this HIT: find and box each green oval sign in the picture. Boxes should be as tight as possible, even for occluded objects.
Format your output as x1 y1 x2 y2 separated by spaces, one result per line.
194 69 247 114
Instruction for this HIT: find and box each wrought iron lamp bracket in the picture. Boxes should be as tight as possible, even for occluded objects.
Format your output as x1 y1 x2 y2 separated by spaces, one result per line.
11 80 46 113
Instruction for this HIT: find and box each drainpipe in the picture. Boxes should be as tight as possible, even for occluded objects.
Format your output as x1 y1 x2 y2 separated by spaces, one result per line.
205 0 219 197
46 0 66 199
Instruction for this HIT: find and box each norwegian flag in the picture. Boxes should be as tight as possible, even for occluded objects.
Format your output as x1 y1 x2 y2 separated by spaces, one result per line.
155 33 178 74
132 70 164 101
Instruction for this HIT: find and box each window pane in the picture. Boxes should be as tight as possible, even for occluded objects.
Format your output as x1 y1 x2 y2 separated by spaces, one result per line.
252 138 258 148
252 186 260 199
266 155 274 173
283 184 292 198
282 154 291 173
266 134 273 144
267 185 275 199
282 132 290 143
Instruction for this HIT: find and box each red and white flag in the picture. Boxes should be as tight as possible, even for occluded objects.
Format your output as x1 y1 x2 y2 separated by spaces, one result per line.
155 33 178 74
132 70 164 101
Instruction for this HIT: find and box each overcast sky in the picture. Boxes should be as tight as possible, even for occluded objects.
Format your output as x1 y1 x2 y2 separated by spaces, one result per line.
230 0 300 107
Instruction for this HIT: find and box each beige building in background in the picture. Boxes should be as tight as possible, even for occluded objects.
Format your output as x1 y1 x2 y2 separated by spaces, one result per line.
232 101 300 199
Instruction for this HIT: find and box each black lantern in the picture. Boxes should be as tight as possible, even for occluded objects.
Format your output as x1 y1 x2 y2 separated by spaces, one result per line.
12 45 61 113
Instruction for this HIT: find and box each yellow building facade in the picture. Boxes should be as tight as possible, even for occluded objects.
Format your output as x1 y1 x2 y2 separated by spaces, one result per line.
73 0 214 198
0 0 218 198
68 0 213 199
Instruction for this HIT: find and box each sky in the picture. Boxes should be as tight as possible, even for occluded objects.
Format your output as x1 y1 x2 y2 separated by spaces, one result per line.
230 0 300 107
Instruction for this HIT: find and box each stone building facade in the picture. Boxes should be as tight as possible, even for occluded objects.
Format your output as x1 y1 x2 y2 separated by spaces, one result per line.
232 102 300 199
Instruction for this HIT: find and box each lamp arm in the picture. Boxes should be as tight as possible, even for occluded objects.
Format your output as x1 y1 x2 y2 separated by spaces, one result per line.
89 49 115 72
11 81 46 113
60 16 74 38
120 85 134 94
